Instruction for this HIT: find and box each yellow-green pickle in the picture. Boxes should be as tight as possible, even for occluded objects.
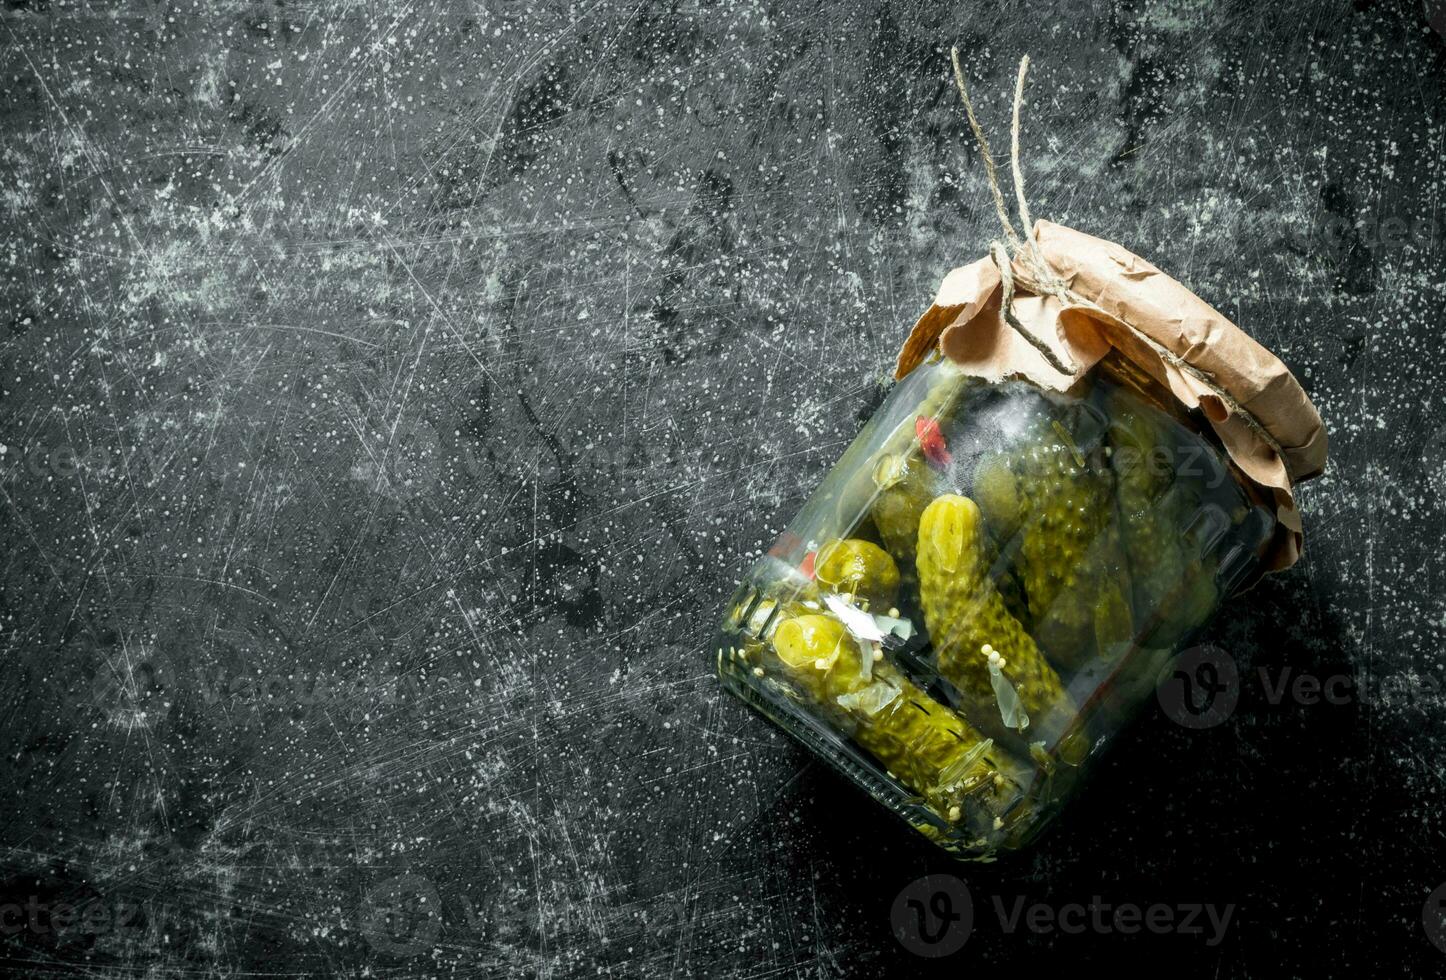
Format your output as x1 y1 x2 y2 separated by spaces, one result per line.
916 494 1070 729
717 348 1316 859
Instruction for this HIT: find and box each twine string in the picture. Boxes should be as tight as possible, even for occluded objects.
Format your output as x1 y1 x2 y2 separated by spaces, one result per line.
1009 55 1034 240
949 48 1019 251
950 47 1076 374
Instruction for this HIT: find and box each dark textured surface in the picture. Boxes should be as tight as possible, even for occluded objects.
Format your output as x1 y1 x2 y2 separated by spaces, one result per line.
1 0 1443 975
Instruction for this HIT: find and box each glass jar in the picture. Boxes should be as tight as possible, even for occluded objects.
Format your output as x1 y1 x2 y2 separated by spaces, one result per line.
716 353 1277 859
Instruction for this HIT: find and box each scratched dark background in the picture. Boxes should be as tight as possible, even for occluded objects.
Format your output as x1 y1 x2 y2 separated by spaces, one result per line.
1 0 1443 975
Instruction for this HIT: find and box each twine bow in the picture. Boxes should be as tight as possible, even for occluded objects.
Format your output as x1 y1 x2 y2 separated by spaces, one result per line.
948 47 1287 465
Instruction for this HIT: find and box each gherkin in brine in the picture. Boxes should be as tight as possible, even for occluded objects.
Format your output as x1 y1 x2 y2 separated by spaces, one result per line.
1036 522 1134 668
973 401 1130 668
870 453 938 566
813 538 900 610
1106 390 1217 646
769 614 1025 823
916 494 1071 728
1108 391 1183 613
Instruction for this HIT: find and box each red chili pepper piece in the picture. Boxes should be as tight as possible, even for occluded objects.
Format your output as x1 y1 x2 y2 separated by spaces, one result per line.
916 415 952 468
799 550 817 579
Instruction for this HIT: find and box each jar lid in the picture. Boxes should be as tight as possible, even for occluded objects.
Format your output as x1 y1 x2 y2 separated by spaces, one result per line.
894 220 1327 573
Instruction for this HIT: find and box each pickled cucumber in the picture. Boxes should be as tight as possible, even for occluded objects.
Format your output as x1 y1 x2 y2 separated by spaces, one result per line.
1106 392 1217 646
972 454 1022 541
813 538 900 610
1034 525 1134 669
770 614 1023 822
871 453 938 565
916 494 1071 726
1108 393 1183 614
973 402 1131 668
